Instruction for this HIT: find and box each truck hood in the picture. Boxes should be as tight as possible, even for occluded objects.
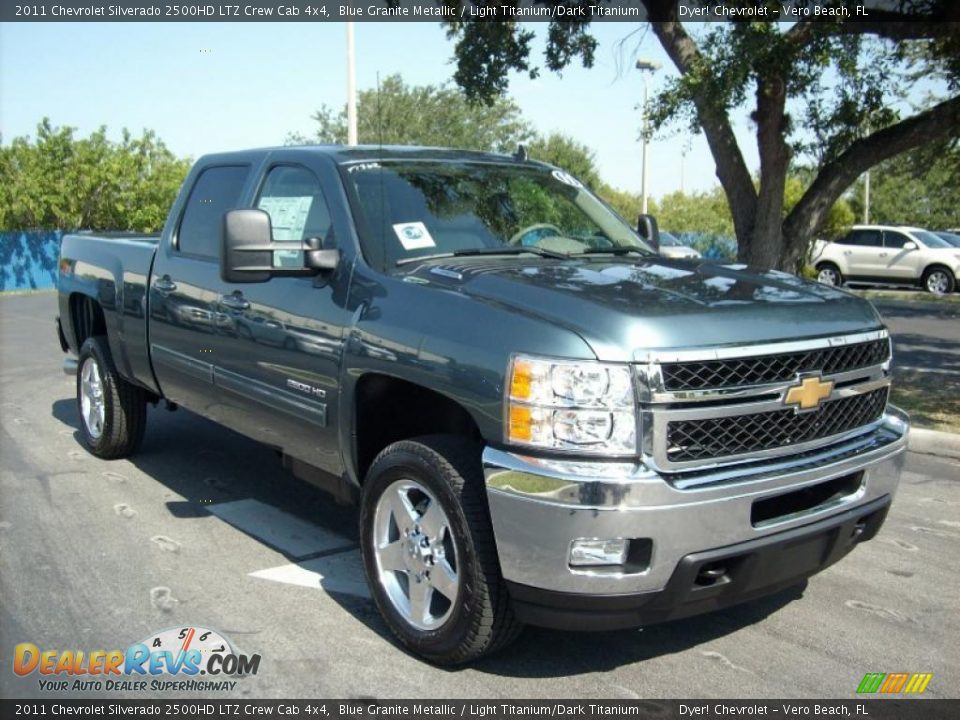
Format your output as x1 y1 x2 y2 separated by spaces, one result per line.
407 257 884 362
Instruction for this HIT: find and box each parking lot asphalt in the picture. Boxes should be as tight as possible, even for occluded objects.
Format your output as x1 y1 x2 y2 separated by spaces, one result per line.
1 292 958 699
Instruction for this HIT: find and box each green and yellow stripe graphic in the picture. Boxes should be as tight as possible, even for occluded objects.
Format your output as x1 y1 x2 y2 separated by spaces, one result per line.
857 672 933 694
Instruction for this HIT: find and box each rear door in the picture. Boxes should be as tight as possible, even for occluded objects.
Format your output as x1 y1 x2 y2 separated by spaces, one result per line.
150 163 253 418
212 159 354 475
842 229 885 278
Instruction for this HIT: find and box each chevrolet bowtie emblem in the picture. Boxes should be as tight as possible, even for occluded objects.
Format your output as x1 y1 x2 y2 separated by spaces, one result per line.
784 374 835 411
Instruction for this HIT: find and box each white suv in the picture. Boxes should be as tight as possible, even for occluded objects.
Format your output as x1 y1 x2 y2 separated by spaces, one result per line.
813 225 960 295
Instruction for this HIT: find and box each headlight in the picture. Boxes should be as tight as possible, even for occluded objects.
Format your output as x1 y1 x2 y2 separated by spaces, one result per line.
506 355 637 455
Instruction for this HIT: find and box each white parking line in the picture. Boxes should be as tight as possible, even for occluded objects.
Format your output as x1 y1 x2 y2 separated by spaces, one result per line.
249 550 371 598
208 498 350 558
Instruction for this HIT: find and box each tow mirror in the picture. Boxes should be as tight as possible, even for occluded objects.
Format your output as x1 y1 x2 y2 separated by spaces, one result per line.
637 213 661 252
221 209 340 284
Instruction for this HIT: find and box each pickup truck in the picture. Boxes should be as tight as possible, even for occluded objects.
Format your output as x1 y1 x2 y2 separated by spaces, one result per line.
56 145 909 665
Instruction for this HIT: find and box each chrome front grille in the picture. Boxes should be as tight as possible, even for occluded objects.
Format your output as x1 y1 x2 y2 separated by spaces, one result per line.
638 330 893 472
660 338 890 391
665 387 889 464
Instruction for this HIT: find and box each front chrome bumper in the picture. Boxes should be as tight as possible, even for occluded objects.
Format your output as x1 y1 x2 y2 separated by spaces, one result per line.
484 407 909 597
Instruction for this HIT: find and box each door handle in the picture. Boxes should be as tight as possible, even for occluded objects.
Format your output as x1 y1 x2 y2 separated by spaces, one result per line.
219 293 250 311
154 276 177 293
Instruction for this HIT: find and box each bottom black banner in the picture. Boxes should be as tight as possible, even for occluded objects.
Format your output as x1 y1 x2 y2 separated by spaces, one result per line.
1 700 957 720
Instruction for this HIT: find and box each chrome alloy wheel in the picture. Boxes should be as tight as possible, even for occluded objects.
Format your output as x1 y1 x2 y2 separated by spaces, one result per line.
817 267 839 286
79 357 106 439
926 269 950 295
372 479 460 631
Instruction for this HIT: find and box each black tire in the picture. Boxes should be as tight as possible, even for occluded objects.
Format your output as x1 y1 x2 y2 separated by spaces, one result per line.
816 263 843 287
921 265 955 295
359 435 523 665
76 336 147 459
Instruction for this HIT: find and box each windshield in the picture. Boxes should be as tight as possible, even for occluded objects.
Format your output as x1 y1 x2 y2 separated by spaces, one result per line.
659 231 682 247
935 232 960 247
343 160 653 268
912 229 952 248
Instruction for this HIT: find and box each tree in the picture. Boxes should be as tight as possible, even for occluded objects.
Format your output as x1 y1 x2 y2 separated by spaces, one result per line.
847 139 960 228
0 119 190 232
526 132 601 188
290 74 533 153
444 2 960 270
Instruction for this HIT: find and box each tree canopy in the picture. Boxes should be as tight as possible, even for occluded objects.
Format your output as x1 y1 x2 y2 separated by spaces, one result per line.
0 119 190 232
290 73 533 153
444 1 960 270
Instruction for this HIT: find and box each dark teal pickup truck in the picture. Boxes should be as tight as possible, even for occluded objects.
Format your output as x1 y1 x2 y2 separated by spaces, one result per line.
56 145 908 665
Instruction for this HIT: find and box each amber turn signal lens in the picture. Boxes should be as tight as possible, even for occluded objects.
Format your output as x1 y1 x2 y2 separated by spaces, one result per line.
510 360 533 400
508 405 533 442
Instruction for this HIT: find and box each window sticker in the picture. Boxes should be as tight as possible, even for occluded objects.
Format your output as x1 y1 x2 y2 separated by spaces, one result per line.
393 221 436 250
551 170 584 188
258 196 314 241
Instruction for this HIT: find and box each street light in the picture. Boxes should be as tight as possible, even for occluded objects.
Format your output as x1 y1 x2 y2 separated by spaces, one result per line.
346 21 357 146
636 59 661 214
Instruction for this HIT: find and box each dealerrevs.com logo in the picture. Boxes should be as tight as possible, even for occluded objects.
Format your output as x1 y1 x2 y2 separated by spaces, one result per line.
13 626 261 693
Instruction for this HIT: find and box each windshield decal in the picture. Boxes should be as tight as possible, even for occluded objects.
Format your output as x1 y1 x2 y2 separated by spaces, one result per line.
393 221 436 250
551 170 583 188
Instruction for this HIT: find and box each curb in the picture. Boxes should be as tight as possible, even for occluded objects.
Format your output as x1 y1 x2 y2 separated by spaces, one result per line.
908 427 960 461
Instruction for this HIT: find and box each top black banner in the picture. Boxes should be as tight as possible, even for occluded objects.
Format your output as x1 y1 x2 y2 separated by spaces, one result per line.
0 1 935 23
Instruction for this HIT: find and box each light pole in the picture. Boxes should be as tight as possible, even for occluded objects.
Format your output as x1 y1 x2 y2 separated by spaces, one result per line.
863 170 871 224
636 59 661 214
346 21 358 146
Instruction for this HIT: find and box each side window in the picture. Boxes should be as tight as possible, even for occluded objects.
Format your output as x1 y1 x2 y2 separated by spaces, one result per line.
256 165 332 269
847 230 882 247
177 165 250 258
883 232 910 249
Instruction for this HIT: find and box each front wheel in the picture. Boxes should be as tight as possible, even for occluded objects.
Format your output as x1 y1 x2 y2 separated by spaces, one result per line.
816 263 843 287
922 267 955 295
77 336 147 459
359 436 522 665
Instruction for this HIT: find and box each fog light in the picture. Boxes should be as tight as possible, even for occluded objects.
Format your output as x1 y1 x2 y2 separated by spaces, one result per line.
569 538 628 567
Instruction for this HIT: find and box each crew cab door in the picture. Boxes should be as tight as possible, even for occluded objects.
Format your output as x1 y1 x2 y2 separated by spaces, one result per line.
150 163 254 418
212 161 353 476
840 229 885 278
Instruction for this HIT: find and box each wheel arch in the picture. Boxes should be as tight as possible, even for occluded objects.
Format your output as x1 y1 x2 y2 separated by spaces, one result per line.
352 373 484 485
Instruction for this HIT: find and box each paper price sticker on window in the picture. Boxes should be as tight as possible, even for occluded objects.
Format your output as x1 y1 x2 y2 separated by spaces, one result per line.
393 222 436 250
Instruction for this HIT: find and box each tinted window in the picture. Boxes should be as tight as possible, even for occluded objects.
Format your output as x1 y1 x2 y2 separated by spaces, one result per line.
883 231 911 249
843 230 882 247
256 165 332 269
178 165 250 258
912 229 952 248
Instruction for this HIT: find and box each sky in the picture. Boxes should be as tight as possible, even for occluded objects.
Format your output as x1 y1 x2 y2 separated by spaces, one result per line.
0 20 945 199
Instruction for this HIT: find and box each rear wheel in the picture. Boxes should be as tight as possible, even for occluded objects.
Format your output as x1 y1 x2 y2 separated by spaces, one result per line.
77 336 147 459
359 436 522 665
816 263 843 287
922 266 955 295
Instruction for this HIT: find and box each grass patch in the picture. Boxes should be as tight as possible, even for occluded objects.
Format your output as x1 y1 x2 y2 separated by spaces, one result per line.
891 369 960 434
853 289 960 304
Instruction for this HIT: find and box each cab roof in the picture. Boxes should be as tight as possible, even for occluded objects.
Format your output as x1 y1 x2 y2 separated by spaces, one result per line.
198 144 551 168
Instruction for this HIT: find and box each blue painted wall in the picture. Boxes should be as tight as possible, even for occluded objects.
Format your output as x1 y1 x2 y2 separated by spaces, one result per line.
0 231 63 291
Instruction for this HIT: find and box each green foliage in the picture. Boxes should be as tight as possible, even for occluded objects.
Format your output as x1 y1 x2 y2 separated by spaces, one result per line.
656 187 734 236
0 119 190 232
847 140 960 229
527 133 600 189
291 74 533 153
596 185 649 226
783 176 854 240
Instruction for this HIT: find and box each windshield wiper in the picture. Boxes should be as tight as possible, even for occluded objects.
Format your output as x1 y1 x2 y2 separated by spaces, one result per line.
574 247 649 257
396 246 568 266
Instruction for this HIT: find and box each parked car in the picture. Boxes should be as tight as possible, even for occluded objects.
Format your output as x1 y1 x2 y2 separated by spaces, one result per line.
56 146 908 665
932 230 960 249
813 225 960 294
657 231 702 259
